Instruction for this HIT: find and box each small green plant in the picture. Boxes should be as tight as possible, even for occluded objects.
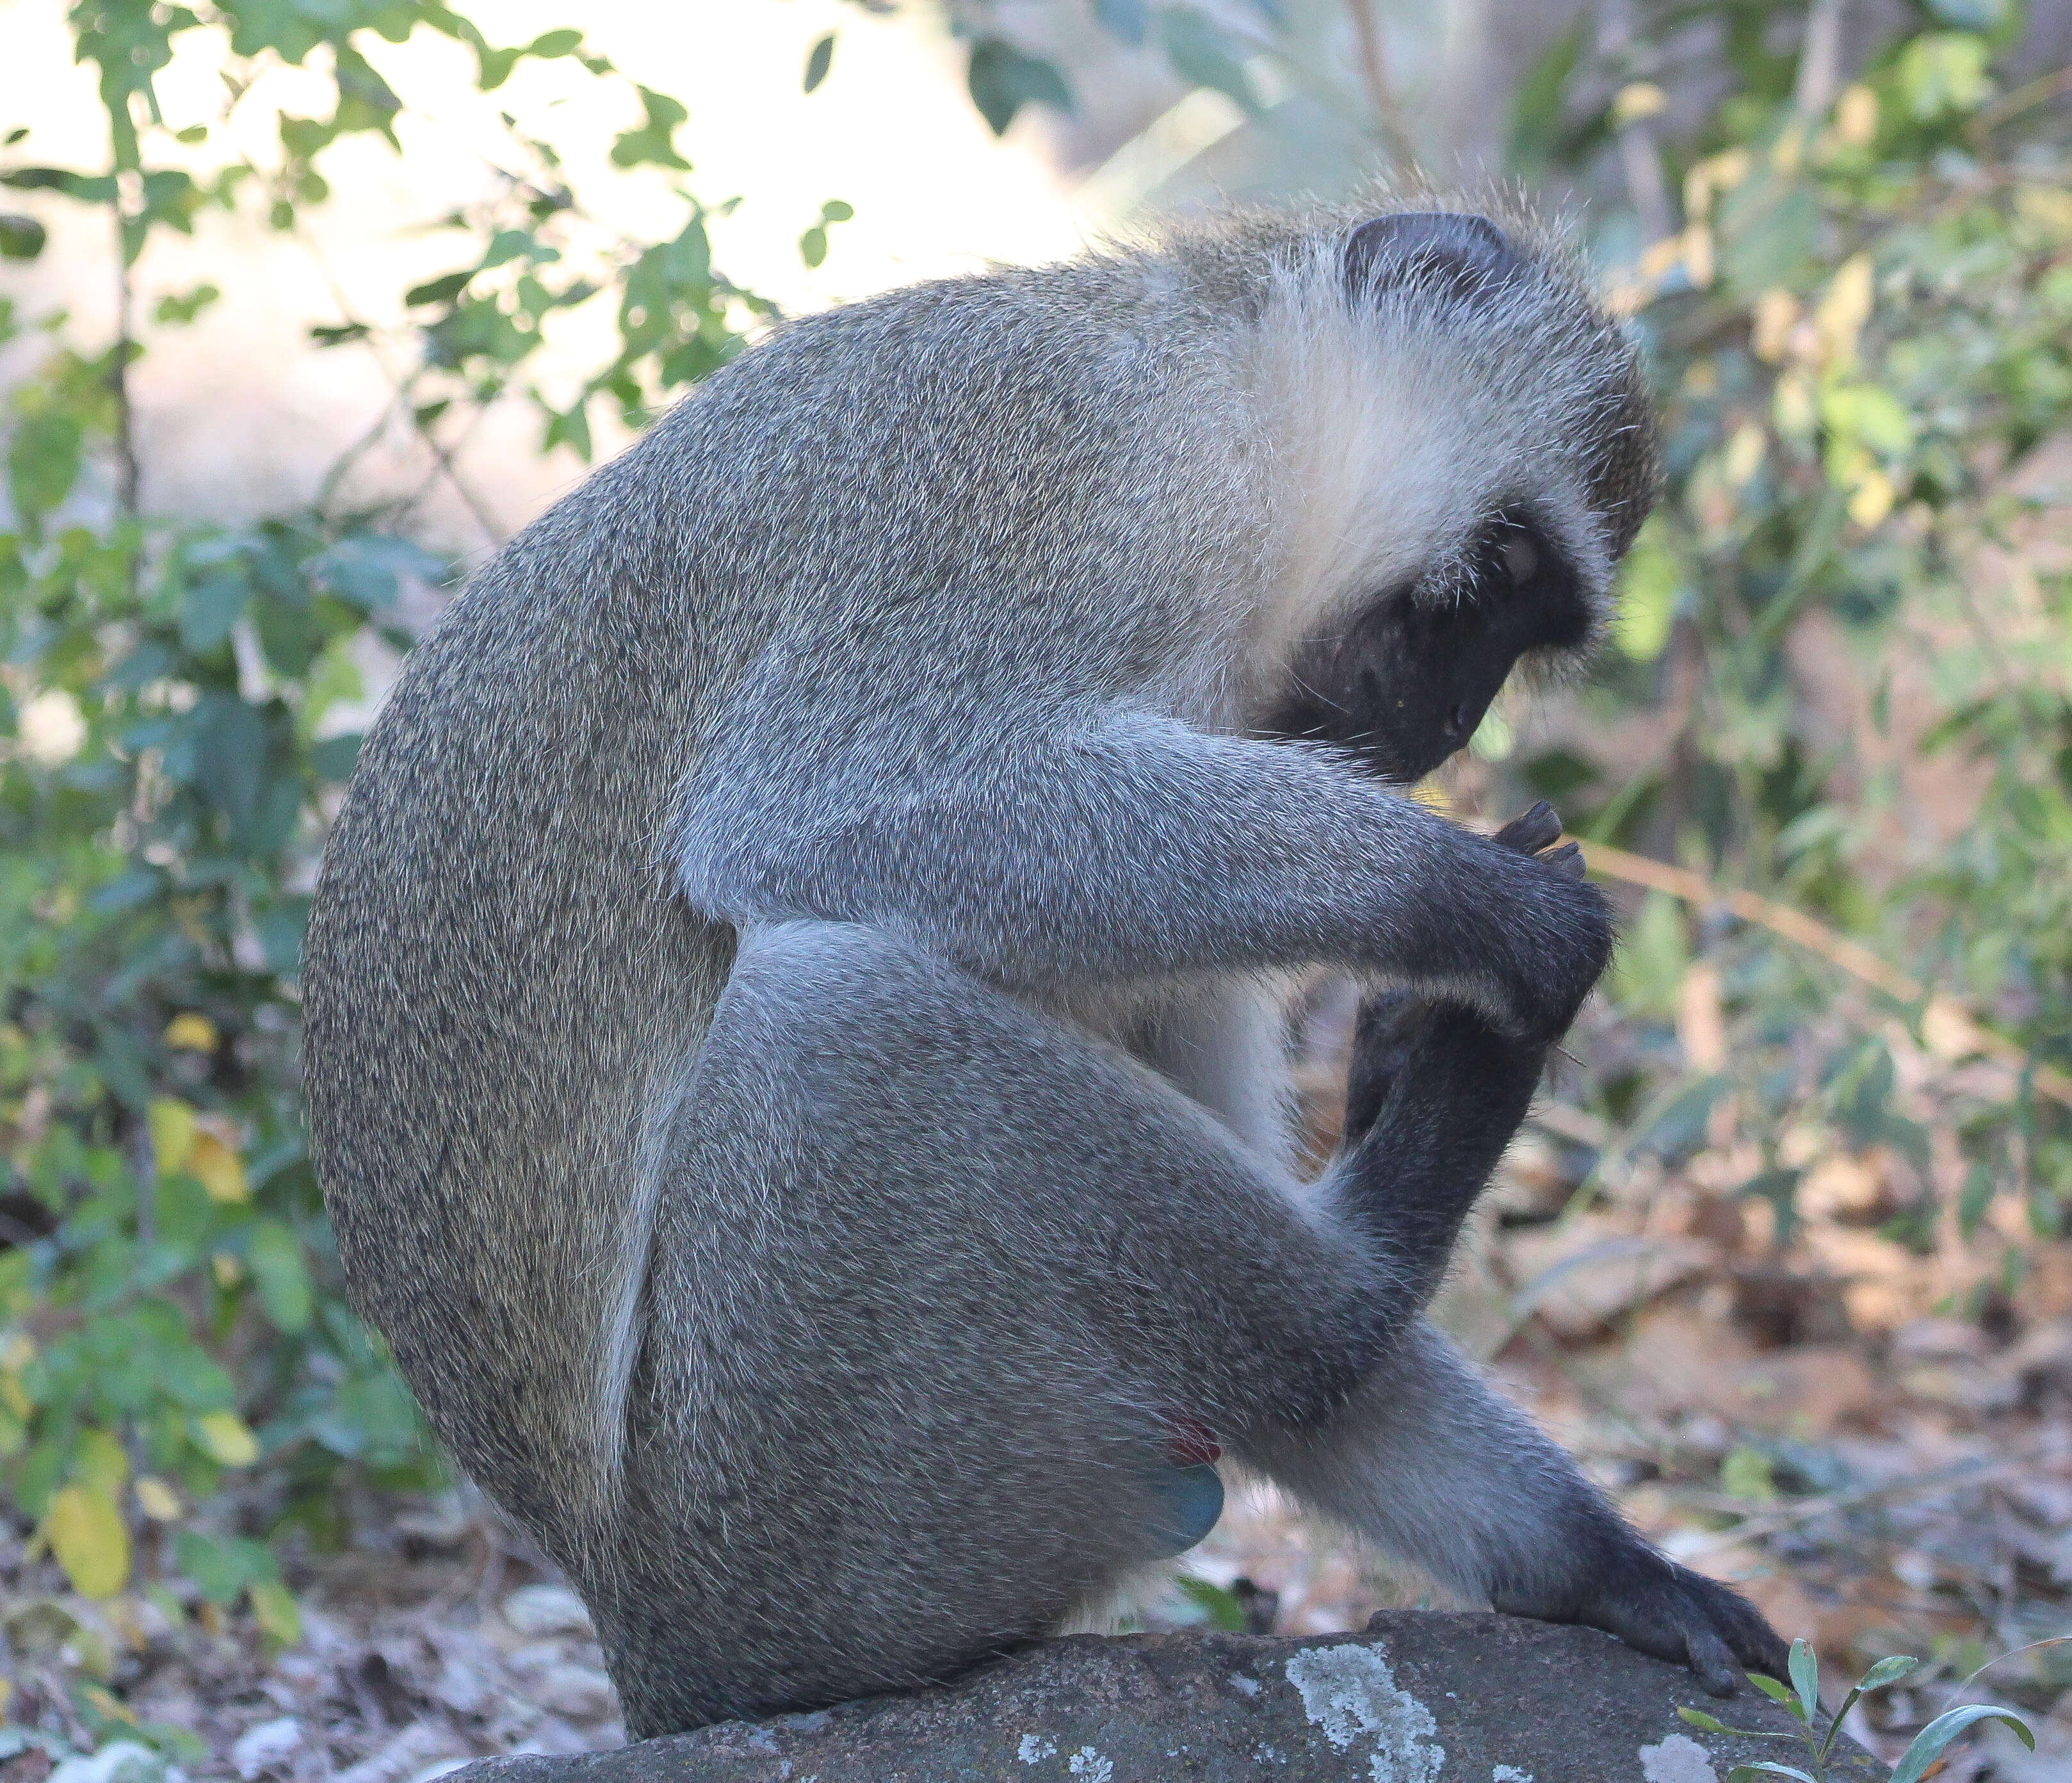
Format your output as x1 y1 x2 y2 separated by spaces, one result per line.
1678 1637 2034 1781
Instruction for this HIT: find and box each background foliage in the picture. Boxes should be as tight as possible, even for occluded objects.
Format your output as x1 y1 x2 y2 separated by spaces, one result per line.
0 0 804 1706
1 0 2069 1763
1507 0 2072 1313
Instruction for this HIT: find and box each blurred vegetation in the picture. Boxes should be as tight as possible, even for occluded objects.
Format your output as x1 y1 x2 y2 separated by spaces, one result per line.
1501 0 2072 1325
0 0 2068 1751
0 0 810 1697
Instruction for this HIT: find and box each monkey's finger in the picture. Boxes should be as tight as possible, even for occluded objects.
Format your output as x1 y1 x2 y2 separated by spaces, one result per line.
1493 801 1561 855
1539 841 1585 881
1717 1595 1792 1681
1683 1622 1742 1698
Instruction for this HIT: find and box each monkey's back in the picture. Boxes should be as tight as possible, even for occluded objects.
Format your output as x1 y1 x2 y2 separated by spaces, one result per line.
302 250 1250 1575
302 439 744 1557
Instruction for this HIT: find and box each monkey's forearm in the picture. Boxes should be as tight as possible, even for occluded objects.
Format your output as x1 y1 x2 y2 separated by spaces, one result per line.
679 708 1605 1040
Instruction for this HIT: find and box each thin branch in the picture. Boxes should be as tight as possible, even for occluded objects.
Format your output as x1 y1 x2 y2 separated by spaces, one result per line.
1582 840 2072 1110
1968 63 2072 147
293 224 505 548
1597 0 1673 243
109 167 142 554
1343 0 1416 169
1791 0 1848 118
1672 1448 2042 1559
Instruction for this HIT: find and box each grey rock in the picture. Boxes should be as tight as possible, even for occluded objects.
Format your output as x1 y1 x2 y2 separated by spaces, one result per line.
444 1613 1886 1782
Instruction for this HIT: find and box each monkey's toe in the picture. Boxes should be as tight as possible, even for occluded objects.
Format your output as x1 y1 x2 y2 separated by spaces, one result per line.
1546 1549 1790 1700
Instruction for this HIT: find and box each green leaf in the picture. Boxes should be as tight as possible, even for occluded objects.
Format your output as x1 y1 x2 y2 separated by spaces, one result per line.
172 1529 277 1604
1747 1673 1797 1705
1820 384 1914 457
804 31 834 94
1 165 117 200
1507 20 1586 172
188 692 269 838
1158 8 1256 112
1854 1655 1920 1692
1897 32 1994 119
1725 1766 1817 1782
405 270 471 308
476 44 521 90
310 731 363 782
8 411 83 517
88 867 163 915
154 282 221 325
182 568 249 652
1614 519 1682 660
1721 1444 1778 1502
528 28 582 57
247 1578 302 1645
610 86 692 170
1174 1575 1249 1631
0 213 47 260
542 395 592 461
966 38 1074 136
1787 1639 1820 1727
245 1221 313 1333
1888 1705 2035 1783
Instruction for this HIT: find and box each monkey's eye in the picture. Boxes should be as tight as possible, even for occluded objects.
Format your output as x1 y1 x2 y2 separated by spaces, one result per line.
1501 533 1538 586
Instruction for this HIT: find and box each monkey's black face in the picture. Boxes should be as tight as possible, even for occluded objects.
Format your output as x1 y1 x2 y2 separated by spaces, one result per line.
1263 514 1591 784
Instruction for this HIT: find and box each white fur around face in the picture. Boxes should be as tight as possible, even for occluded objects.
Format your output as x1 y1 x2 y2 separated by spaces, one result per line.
1234 243 1617 693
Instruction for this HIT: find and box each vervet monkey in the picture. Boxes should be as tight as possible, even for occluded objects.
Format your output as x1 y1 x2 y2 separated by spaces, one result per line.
304 201 1788 1738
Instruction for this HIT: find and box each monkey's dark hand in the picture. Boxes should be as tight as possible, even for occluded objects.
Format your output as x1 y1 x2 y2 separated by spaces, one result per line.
1495 1538 1792 1697
1493 797 1583 878
1483 800 1610 1046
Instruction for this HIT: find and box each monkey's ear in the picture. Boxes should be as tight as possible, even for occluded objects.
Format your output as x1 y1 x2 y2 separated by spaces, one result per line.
1342 212 1528 304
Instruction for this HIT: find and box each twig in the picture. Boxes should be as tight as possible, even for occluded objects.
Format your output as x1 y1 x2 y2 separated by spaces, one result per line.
1598 0 1673 243
1673 1449 2040 1559
1581 840 2072 1111
1791 0 1848 119
1343 0 1416 168
295 231 506 548
108 116 142 578
1968 63 2072 145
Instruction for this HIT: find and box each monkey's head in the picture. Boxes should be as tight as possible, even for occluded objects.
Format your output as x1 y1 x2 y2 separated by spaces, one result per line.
1252 207 1656 785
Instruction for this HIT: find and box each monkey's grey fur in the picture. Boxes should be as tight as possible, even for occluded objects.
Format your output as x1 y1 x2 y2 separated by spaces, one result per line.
304 196 1786 1738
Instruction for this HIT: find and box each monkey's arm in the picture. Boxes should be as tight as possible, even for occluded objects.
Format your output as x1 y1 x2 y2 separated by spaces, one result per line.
1241 1320 1790 1696
679 705 1606 1043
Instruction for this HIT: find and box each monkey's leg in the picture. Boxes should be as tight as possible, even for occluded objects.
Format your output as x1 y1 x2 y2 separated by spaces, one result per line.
1247 926 1790 1695
1238 1321 1791 1696
593 920 1518 1734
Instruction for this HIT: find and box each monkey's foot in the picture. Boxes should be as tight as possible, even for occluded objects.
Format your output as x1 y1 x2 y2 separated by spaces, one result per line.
1500 1547 1792 1697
